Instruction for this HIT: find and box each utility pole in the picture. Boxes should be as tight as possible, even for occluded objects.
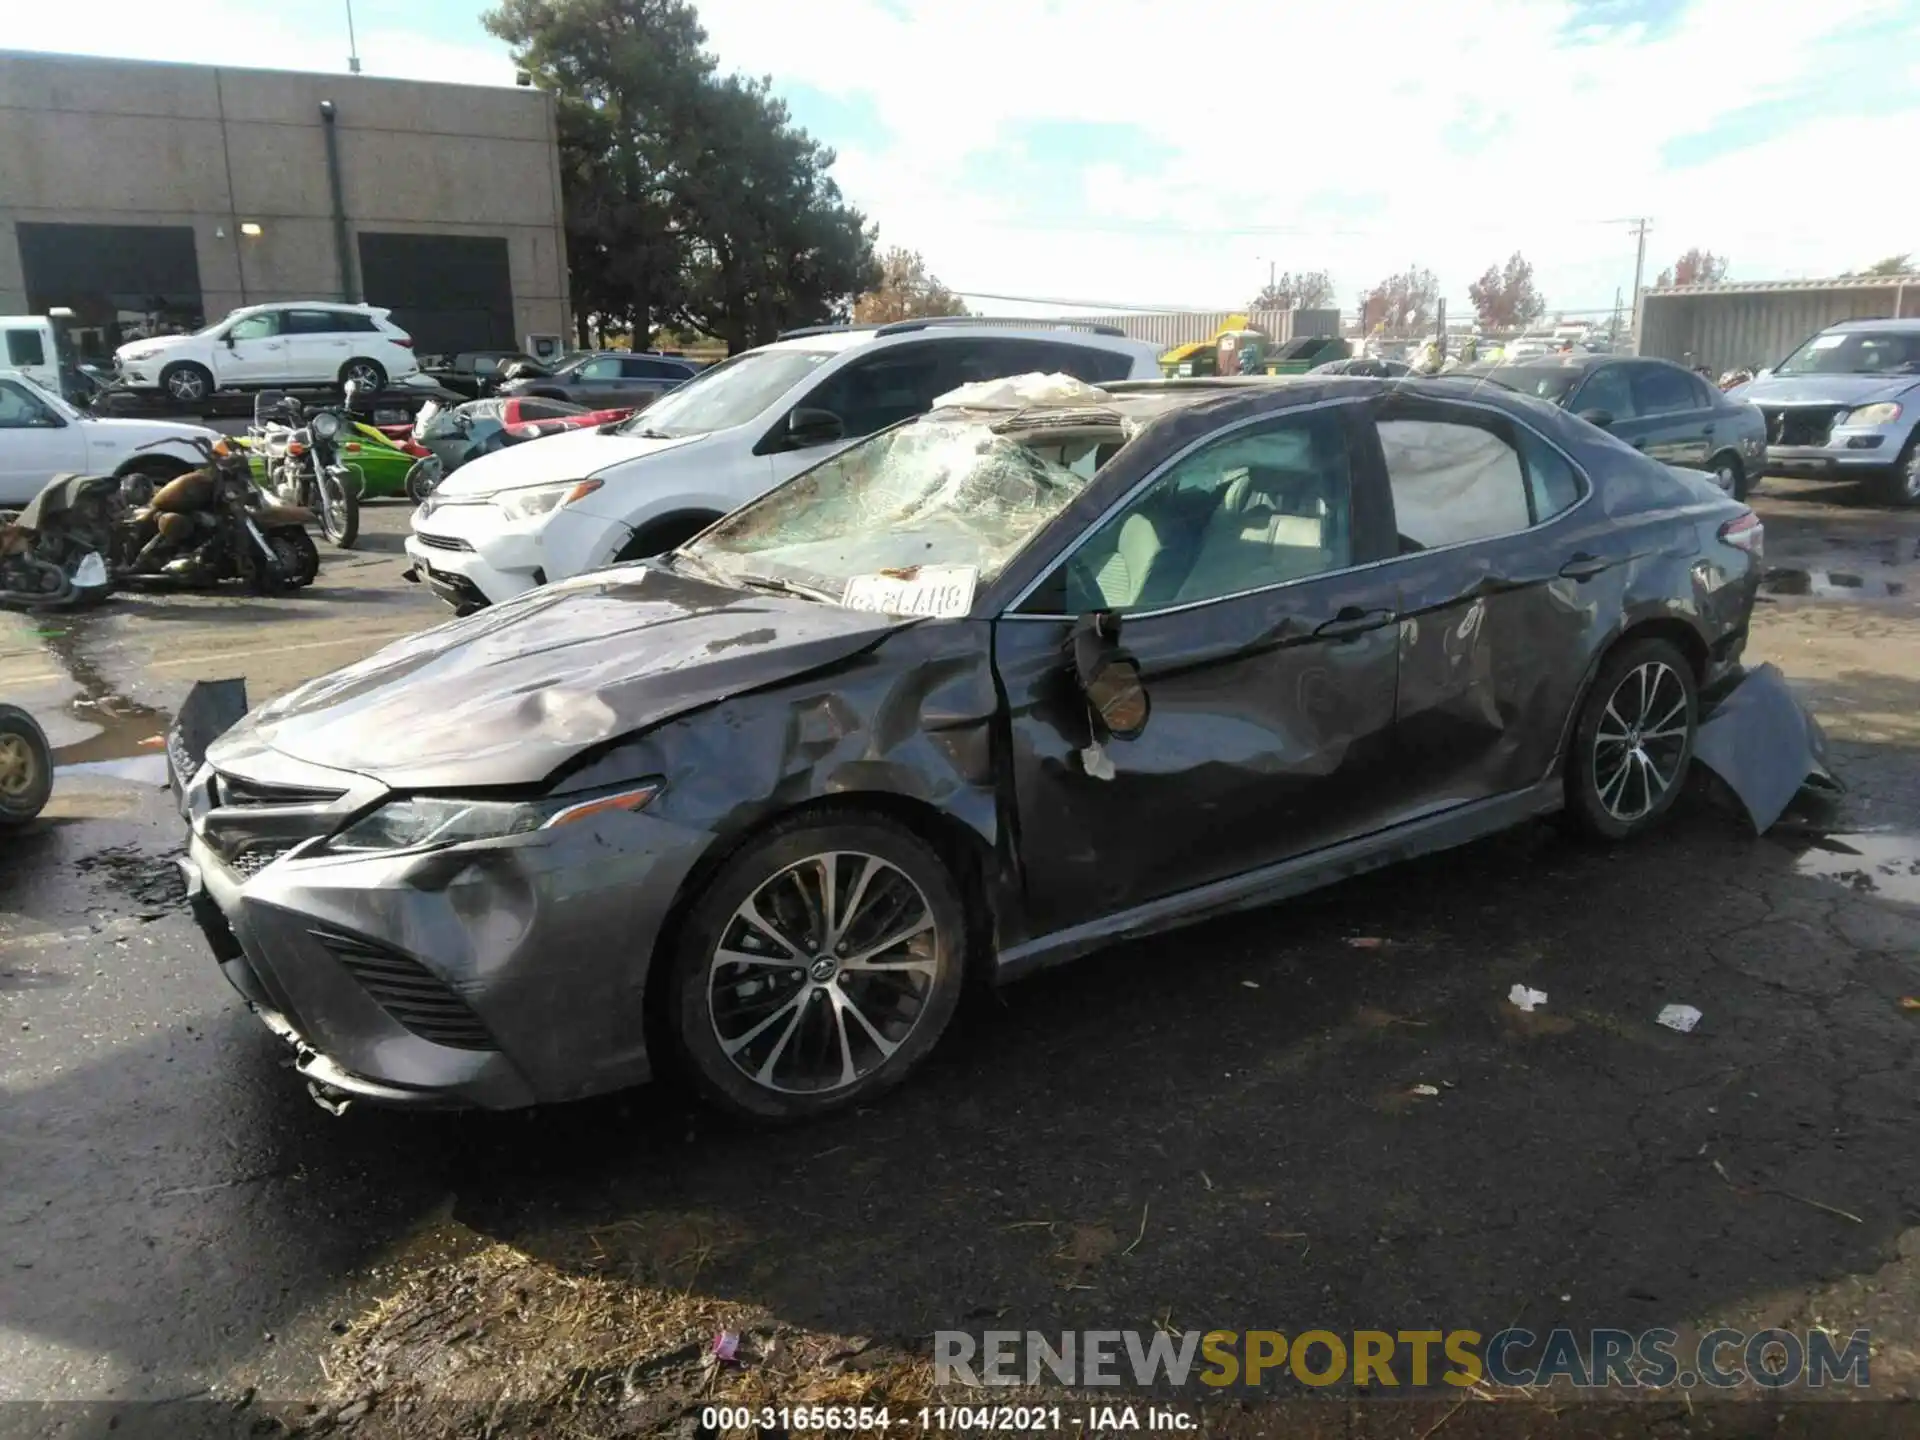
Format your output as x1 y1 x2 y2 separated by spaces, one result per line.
345 0 362 73
1624 217 1651 353
1609 287 1622 349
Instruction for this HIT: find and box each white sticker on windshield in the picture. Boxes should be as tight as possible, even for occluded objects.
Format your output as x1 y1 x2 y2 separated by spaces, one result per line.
841 565 978 618
1809 335 1846 350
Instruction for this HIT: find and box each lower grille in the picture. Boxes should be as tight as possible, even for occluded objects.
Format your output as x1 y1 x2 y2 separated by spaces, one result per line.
310 926 496 1051
229 844 292 878
1763 406 1844 448
413 532 474 552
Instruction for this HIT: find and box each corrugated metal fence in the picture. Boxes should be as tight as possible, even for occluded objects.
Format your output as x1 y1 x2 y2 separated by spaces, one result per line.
1638 278 1919 375
1011 308 1339 349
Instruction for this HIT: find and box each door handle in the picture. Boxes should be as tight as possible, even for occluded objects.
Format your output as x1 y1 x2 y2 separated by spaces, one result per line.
1314 606 1395 640
1559 552 1611 581
1699 426 1715 436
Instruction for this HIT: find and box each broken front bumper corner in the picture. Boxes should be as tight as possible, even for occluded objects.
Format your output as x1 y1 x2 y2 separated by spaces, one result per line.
1693 662 1843 833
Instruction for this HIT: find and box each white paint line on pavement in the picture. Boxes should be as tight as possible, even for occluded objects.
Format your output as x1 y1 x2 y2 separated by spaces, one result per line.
0 627 421 688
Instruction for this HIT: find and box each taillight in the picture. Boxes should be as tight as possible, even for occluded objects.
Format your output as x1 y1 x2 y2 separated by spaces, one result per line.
393 337 414 349
1719 511 1763 557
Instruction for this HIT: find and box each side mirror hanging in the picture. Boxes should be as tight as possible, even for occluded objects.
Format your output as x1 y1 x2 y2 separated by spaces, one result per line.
1069 611 1150 742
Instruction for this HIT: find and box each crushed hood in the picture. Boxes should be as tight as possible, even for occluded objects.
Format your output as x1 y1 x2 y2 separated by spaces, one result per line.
215 566 906 789
1729 373 1917 407
428 424 705 497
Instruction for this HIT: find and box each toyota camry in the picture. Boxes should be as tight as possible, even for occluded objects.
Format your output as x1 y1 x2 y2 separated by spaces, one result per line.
170 374 1764 1120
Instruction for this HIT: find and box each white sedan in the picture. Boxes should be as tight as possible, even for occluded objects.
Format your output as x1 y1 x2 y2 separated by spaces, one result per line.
0 369 219 505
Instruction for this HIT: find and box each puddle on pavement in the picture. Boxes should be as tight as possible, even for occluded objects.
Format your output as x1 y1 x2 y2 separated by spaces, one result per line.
1792 831 1920 907
34 615 172 783
1761 532 1918 602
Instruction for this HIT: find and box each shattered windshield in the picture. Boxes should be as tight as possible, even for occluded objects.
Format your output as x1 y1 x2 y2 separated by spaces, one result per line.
618 347 831 437
1775 329 1920 376
683 414 1122 605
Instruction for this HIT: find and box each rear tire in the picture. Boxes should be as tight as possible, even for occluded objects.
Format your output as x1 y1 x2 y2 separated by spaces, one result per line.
1709 450 1748 501
405 455 443 503
340 358 387 393
666 812 968 1121
0 705 54 827
1565 638 1698 841
1875 433 1920 508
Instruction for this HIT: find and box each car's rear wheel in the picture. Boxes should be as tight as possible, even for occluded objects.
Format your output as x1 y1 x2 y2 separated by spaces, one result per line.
0 705 54 827
160 363 212 405
1565 638 1698 840
1876 433 1920 508
668 813 968 1121
1709 451 1748 500
340 358 387 392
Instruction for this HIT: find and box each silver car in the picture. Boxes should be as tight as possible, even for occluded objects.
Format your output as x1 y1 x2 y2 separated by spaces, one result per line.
1728 319 1920 507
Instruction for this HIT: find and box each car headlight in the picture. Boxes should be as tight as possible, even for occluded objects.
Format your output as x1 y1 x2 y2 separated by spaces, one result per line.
331 781 660 853
310 410 343 440
1841 402 1901 427
495 478 602 521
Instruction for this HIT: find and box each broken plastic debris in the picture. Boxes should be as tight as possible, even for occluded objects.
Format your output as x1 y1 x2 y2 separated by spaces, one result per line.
1240 980 1260 989
1345 937 1384 949
1080 742 1115 781
1508 985 1548 1012
709 1330 740 1364
138 735 166 749
1900 997 1920 1012
1409 1084 1440 1097
1656 1004 1702 1034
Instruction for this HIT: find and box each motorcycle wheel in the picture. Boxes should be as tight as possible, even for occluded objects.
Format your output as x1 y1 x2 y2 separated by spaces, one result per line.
0 704 54 828
276 527 321 589
315 468 360 550
405 455 444 504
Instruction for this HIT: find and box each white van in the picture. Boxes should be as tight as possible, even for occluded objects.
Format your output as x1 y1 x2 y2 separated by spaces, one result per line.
405 320 1164 611
0 317 66 396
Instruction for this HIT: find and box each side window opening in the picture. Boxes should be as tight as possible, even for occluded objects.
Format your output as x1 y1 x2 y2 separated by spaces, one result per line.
1032 408 1355 616
1378 419 1530 551
1516 430 1585 523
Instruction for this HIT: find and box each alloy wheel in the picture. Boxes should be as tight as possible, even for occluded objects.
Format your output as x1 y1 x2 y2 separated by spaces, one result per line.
345 362 382 389
0 734 40 797
1713 460 1739 496
1591 660 1690 823
166 369 207 402
708 850 938 1096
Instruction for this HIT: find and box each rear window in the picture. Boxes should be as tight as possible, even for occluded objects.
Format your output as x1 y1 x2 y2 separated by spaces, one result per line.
6 329 46 368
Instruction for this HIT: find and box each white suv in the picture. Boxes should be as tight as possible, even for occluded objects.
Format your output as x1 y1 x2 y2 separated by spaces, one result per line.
0 369 217 505
114 303 418 404
405 320 1162 611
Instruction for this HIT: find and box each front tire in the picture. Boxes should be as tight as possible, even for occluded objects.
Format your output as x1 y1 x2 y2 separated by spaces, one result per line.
160 363 213 406
0 705 54 827
1565 638 1698 840
314 467 360 549
1875 433 1920 509
405 455 443 503
667 812 968 1121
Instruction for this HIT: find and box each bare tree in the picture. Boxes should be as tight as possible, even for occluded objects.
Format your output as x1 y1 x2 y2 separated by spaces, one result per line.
1466 252 1547 329
1251 269 1335 311
1654 248 1730 287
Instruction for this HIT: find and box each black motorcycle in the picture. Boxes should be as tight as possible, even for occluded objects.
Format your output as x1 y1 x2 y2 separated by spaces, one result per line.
252 390 361 549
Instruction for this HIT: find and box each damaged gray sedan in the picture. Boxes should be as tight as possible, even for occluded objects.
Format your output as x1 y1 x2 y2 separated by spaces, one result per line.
171 374 1767 1120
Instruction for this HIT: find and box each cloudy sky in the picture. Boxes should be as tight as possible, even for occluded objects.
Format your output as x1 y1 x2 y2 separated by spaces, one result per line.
13 0 1919 318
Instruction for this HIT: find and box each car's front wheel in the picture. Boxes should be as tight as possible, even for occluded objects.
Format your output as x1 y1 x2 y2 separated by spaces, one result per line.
1565 638 1698 840
1876 433 1920 508
160 363 212 405
668 812 968 1120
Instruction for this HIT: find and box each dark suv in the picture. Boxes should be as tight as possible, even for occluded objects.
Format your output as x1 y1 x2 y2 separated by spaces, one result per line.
497 351 699 411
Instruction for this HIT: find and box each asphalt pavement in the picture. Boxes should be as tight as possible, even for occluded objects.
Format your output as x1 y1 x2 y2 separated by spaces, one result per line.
3 483 1920 1429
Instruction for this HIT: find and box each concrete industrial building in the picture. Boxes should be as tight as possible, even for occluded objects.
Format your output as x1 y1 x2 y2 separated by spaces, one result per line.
0 50 571 361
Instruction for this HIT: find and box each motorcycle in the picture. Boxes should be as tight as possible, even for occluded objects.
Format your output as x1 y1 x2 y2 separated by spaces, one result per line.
0 475 116 609
250 389 361 549
1719 367 1755 391
404 395 635 502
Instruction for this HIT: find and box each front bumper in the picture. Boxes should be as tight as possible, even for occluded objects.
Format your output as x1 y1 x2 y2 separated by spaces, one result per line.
172 717 713 1111
405 502 630 608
